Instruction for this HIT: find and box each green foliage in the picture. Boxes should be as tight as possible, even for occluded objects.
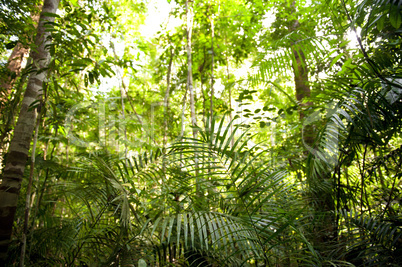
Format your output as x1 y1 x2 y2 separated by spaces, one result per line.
8 117 311 266
1 0 402 265
0 0 41 49
339 209 402 266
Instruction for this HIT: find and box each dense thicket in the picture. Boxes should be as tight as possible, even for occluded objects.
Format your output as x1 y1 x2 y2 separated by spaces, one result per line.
0 0 401 266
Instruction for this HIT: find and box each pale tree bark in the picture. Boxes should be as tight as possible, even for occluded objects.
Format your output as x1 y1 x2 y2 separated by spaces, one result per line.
210 15 215 119
186 0 197 139
186 0 202 197
0 0 60 262
20 109 41 267
223 33 234 147
111 42 129 159
199 48 207 128
163 48 174 148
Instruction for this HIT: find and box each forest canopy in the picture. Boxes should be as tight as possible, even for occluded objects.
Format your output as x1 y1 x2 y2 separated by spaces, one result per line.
0 0 401 266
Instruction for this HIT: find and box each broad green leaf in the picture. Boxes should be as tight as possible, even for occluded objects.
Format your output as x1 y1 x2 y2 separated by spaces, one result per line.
390 5 402 29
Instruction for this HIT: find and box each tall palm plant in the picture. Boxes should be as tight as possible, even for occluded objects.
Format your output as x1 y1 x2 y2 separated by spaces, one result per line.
18 116 314 266
115 116 304 266
300 0 402 264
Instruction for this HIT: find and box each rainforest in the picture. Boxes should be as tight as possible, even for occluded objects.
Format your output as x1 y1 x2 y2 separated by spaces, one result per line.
0 0 401 266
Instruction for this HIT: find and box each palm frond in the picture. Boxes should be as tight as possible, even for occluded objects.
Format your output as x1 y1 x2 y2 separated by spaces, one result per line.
339 209 402 266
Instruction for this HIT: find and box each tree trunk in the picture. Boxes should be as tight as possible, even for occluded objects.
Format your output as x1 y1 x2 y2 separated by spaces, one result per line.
289 1 336 256
163 48 174 148
186 0 197 139
0 44 30 106
210 15 214 119
111 42 129 159
19 110 41 266
0 0 60 262
289 19 314 147
0 11 41 164
0 6 41 108
186 0 201 197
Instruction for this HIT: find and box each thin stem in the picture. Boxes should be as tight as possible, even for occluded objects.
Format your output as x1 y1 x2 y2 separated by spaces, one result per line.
163 48 174 148
20 107 41 266
210 13 214 119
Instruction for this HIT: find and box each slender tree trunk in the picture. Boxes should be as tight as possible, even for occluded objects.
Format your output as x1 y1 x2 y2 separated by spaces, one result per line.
210 15 215 119
201 76 206 128
0 0 60 262
223 34 234 147
186 1 201 197
120 80 127 158
186 0 197 139
110 46 154 146
163 48 174 148
200 48 207 128
180 90 188 140
20 109 41 266
111 42 128 159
